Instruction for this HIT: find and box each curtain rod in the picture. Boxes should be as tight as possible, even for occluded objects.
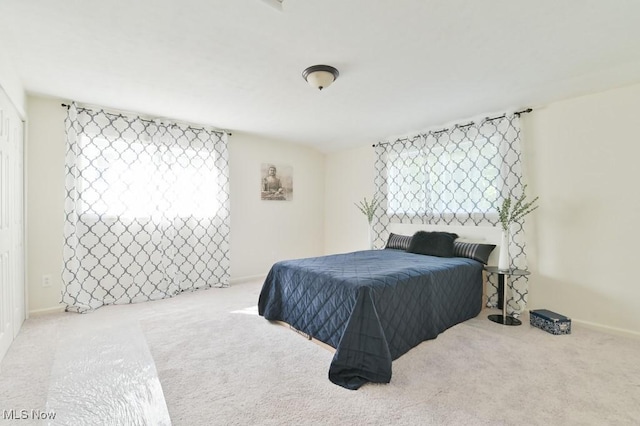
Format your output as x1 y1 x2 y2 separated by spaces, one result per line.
61 103 232 136
372 108 532 147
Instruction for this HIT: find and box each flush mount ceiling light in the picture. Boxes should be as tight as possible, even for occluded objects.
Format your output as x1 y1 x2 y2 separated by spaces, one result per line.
302 65 340 91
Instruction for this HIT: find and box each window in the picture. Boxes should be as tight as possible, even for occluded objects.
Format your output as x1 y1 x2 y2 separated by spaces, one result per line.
386 135 502 220
63 104 231 312
78 136 219 220
373 113 530 314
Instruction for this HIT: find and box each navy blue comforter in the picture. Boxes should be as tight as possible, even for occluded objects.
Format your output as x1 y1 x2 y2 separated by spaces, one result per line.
258 249 483 389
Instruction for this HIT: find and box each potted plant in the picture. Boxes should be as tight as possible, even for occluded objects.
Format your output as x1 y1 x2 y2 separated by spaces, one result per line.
496 186 539 270
355 196 380 249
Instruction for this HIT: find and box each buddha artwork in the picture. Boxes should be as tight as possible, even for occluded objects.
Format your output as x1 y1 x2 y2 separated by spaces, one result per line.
261 163 293 201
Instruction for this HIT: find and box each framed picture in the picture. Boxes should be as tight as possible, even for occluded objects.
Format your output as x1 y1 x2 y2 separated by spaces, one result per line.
261 163 293 201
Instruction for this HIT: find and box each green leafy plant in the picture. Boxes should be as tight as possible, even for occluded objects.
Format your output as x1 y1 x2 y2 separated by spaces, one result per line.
355 196 380 225
497 186 539 231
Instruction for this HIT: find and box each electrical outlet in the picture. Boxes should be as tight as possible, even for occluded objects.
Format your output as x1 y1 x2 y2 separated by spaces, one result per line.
42 274 52 288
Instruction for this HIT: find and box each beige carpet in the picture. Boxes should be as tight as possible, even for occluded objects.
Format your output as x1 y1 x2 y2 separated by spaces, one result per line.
1 279 640 425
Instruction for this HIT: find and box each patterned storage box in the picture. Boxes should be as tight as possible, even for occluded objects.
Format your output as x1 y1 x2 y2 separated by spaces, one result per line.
529 309 571 335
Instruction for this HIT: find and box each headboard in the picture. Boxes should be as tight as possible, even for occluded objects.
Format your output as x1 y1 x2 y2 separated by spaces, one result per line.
386 223 502 266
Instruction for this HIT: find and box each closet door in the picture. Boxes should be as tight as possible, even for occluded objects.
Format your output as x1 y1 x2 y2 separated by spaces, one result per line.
0 87 24 362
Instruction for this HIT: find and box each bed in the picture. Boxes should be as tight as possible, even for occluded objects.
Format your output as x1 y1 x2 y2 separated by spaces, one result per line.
258 247 484 390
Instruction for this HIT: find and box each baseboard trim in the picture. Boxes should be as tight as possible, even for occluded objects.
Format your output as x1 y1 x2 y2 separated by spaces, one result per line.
230 274 267 285
571 318 640 339
29 305 65 316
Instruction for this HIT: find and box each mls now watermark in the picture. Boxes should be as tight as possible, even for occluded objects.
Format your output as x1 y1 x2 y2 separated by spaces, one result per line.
3 409 57 420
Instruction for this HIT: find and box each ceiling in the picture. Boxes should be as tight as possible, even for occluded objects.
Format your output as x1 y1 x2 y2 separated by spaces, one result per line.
1 0 640 152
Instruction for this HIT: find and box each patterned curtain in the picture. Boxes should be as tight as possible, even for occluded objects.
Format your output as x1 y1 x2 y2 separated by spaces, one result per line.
62 103 230 312
372 113 530 315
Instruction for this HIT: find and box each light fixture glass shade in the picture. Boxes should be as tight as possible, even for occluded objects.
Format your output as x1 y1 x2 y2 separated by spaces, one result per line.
302 65 339 91
306 71 335 90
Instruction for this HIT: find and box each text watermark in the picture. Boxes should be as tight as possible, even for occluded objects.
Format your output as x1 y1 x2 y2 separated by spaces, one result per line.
2 409 57 421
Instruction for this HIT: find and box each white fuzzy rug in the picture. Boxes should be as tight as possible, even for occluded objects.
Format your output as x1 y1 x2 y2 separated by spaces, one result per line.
2 280 640 425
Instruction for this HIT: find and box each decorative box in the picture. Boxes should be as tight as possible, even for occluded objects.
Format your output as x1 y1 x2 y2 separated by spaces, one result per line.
529 309 571 335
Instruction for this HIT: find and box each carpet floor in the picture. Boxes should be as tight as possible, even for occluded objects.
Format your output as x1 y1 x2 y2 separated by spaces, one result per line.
1 279 639 425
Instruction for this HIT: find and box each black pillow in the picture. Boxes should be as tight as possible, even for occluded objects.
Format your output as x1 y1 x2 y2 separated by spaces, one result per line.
453 241 496 264
385 233 412 251
407 231 458 257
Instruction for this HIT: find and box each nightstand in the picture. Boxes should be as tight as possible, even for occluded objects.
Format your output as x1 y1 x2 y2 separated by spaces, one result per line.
484 266 530 326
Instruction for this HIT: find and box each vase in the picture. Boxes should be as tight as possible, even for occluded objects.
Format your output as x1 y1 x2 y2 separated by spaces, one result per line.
368 225 374 250
498 230 510 271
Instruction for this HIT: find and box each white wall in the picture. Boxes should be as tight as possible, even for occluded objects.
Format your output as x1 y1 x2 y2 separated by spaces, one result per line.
25 95 325 313
0 51 26 117
25 97 66 313
324 82 640 335
229 132 325 280
524 82 640 335
324 145 376 254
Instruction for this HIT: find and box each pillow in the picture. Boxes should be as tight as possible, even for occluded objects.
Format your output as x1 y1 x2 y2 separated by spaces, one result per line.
453 241 496 264
385 233 412 251
407 231 458 257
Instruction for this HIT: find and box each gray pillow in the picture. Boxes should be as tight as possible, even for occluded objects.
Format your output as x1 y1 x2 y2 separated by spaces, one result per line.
453 241 496 264
385 233 412 250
